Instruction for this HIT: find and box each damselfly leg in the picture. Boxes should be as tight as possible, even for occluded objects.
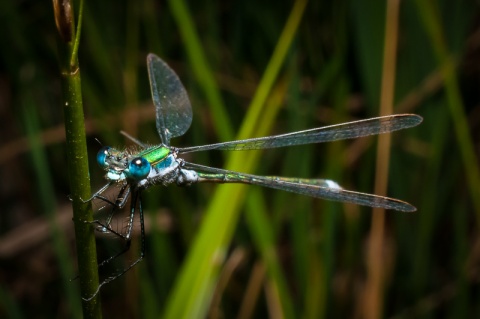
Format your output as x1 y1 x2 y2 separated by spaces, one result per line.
83 190 146 301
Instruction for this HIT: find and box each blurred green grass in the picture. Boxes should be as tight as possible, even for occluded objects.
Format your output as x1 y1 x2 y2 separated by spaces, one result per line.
1 0 479 318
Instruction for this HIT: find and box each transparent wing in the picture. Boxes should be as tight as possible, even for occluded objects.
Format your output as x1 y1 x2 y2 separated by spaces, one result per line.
147 53 193 146
184 162 416 212
178 114 422 153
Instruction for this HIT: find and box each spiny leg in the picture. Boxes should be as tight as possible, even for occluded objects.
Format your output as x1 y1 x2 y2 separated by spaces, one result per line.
80 182 114 204
83 190 145 301
72 184 131 283
68 182 115 206
87 190 129 236
94 189 137 270
92 185 131 233
108 191 146 278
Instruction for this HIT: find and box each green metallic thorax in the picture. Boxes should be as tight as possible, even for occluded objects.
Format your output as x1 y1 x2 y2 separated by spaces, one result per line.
137 145 170 165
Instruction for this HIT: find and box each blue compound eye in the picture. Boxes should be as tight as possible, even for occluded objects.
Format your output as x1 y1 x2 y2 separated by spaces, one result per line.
97 146 111 168
128 157 151 180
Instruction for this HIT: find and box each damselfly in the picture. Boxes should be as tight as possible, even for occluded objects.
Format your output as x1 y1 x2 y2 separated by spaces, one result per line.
84 53 422 299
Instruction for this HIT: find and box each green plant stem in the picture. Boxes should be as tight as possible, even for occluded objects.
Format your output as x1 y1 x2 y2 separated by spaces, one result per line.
54 0 102 317
163 0 307 317
62 70 101 313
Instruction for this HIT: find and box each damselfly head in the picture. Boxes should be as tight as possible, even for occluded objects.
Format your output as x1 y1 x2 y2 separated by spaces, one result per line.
97 147 128 182
97 146 128 171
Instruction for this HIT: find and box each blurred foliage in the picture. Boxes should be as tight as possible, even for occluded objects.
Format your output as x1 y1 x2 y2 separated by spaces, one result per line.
1 0 480 318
